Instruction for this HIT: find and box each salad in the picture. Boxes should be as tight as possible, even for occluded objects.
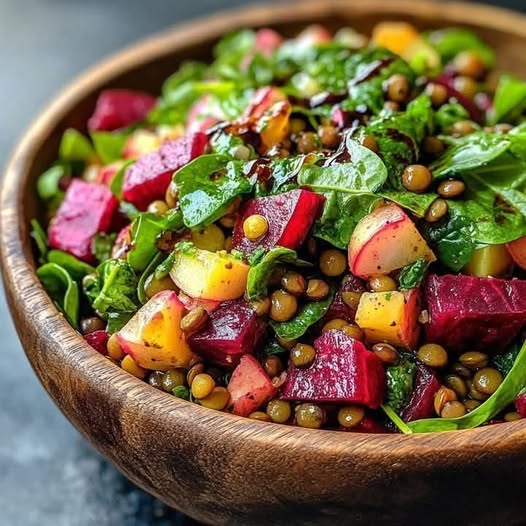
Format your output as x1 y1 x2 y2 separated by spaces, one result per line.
32 22 526 433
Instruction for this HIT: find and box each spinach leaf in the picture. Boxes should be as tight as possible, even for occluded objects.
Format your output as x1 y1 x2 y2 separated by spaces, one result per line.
381 404 413 434
106 311 134 334
270 289 335 342
382 191 437 218
425 28 495 67
92 233 117 263
246 247 311 301
385 354 416 413
110 160 134 199
36 164 68 204
137 252 166 305
398 259 428 289
408 340 526 432
492 343 521 377
212 30 256 81
47 250 96 281
37 263 80 328
90 131 128 165
154 252 176 280
434 103 470 133
175 154 253 228
490 74 526 125
30 219 48 264
263 342 289 356
160 61 207 97
59 128 95 161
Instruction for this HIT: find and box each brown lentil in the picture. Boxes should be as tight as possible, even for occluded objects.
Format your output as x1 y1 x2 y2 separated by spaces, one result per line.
341 290 363 311
422 136 445 157
147 200 169 215
263 355 283 378
402 164 433 194
191 224 225 252
451 120 477 137
295 403 325 429
165 181 178 208
360 135 379 153
289 118 307 135
385 74 410 103
180 307 208 332
224 236 233 251
437 179 466 199
107 334 125 361
121 355 146 379
342 324 365 340
162 369 186 392
452 361 472 378
318 125 340 149
322 318 348 333
434 386 457 415
473 367 503 395
191 373 216 399
417 343 448 368
464 399 481 412
454 51 486 79
441 401 467 418
144 274 178 299
306 279 330 301
504 411 522 422
368 275 397 293
290 343 316 368
320 249 347 277
337 405 365 428
425 199 449 223
249 411 271 422
467 380 490 401
243 214 269 240
494 123 514 134
372 343 399 365
459 351 489 370
297 132 319 154
266 399 292 423
147 371 164 390
80 316 106 335
186 362 205 386
276 336 297 351
270 290 298 322
281 271 307 296
453 75 478 98
425 83 449 107
199 387 230 410
252 297 271 316
444 374 469 399
384 101 400 112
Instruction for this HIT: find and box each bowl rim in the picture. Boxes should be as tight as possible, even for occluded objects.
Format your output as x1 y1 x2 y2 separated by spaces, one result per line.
2 0 526 455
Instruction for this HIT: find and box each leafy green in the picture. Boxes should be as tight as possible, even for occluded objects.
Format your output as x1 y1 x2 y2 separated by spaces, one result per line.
382 404 412 434
161 61 207 97
175 154 253 228
385 354 416 413
246 247 311 301
36 164 67 205
490 74 526 125
154 252 176 280
106 312 134 334
110 160 134 199
90 131 128 165
47 250 95 281
92 233 117 263
137 251 165 305
59 128 95 161
492 343 521 377
408 340 526 432
398 259 428 289
263 342 288 356
37 263 80 328
270 288 335 341
30 219 48 264
434 103 470 133
172 385 191 400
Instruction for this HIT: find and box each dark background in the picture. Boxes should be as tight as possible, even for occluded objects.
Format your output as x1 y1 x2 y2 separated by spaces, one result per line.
0 1 524 525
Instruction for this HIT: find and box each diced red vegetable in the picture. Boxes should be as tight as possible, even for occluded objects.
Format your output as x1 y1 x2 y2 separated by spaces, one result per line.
241 86 286 122
425 274 526 352
84 330 109 355
178 292 220 314
515 392 526 418
48 179 118 263
344 415 389 433
87 89 156 131
112 225 132 259
400 364 440 422
281 330 386 408
231 189 325 253
188 299 267 367
323 275 366 323
122 132 208 210
227 355 277 417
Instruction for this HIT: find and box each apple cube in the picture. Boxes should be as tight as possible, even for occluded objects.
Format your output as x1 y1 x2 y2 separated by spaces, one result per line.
117 290 193 370
48 179 118 263
349 204 436 279
281 330 385 408
169 247 249 301
400 364 440 422
507 236 526 270
88 89 156 132
355 289 422 349
227 355 277 417
122 132 207 210
188 299 267 367
231 189 325 254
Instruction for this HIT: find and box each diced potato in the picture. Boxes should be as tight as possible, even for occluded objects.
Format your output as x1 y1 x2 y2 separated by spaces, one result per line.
355 289 421 349
170 247 249 301
464 244 513 277
372 21 420 55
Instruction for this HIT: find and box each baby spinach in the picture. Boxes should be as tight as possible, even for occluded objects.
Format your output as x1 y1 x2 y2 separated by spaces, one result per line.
382 404 412 434
385 354 416 413
398 259 428 290
434 102 470 133
30 219 49 264
90 131 128 165
408 340 526 432
137 252 165 305
490 74 526 125
246 247 311 301
92 233 117 263
492 343 521 377
110 160 134 199
47 250 95 282
37 262 80 329
270 288 335 342
154 251 176 280
59 128 95 162
36 164 68 206
175 154 253 228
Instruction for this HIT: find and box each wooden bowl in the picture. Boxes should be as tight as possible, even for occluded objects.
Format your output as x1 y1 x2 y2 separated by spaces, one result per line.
2 1 526 524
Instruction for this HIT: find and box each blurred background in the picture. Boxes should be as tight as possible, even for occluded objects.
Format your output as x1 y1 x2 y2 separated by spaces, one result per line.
0 1 524 525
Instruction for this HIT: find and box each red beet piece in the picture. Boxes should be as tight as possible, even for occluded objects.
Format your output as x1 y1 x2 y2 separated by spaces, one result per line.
425 274 526 353
122 132 208 210
432 75 484 124
401 364 440 422
324 275 366 323
281 330 386 408
515 393 526 418
227 355 277 417
84 330 109 355
88 89 156 131
48 179 118 263
188 299 267 368
231 189 325 254
345 415 389 434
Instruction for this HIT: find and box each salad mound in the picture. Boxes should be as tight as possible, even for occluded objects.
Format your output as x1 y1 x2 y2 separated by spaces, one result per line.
32 22 526 434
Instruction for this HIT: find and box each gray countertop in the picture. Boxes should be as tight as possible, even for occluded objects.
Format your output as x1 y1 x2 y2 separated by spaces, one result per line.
0 1 524 525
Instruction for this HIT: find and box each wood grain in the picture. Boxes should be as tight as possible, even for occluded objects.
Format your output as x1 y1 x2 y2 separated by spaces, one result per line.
1 1 526 524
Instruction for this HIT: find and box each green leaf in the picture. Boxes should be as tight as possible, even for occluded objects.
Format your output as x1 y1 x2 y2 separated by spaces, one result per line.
137 251 166 305
381 404 413 434
385 354 416 413
37 262 80 328
246 247 311 301
398 259 428 290
92 233 117 263
47 250 96 282
36 164 67 203
161 61 207 97
492 343 521 377
408 340 526 432
106 311 134 334
270 288 335 342
263 342 288 355
90 131 128 165
59 128 95 162
490 74 526 125
175 154 253 228
154 252 176 280
30 219 48 264
110 160 134 199
434 102 470 133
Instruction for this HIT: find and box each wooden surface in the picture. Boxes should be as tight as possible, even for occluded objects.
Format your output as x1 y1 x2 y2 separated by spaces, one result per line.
1 1 526 524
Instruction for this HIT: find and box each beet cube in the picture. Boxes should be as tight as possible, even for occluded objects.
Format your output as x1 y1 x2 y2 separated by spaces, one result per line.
323 275 366 323
515 393 526 418
84 330 109 355
48 179 118 263
188 299 267 368
425 274 526 353
231 189 325 254
122 132 208 210
88 89 156 132
400 364 440 422
227 355 277 417
281 330 385 408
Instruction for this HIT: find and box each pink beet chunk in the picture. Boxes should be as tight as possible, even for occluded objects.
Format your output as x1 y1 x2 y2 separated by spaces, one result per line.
231 189 325 254
281 330 386 408
84 330 109 355
122 132 208 210
188 299 267 368
88 89 156 131
48 179 118 263
425 274 526 353
400 364 440 422
515 393 526 418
